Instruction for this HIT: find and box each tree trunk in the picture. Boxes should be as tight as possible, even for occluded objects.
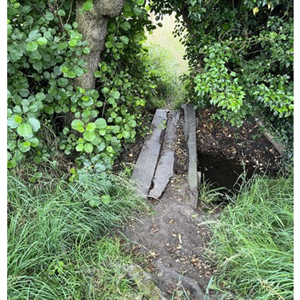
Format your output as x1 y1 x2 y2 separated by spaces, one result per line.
75 0 125 90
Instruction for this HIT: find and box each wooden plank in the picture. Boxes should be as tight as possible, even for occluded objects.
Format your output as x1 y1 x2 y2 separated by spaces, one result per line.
149 111 180 199
183 104 198 208
131 109 168 198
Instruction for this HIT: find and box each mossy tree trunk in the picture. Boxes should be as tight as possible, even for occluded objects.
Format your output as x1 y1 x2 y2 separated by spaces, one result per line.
75 0 125 90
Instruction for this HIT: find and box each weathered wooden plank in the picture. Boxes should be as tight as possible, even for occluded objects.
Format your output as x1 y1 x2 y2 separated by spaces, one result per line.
183 104 198 208
149 111 180 199
131 109 168 198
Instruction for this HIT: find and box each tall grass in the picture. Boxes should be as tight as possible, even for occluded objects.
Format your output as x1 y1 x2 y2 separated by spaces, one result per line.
146 13 188 109
207 174 294 300
7 171 148 300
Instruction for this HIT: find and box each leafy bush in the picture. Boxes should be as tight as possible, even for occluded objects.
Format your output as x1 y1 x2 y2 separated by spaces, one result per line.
7 0 157 173
145 42 187 109
150 0 293 146
207 174 293 300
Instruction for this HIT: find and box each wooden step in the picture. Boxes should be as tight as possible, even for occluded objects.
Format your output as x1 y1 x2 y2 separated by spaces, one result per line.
131 109 168 198
149 111 180 199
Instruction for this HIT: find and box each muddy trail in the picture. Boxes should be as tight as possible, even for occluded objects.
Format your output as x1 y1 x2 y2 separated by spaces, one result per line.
114 106 283 300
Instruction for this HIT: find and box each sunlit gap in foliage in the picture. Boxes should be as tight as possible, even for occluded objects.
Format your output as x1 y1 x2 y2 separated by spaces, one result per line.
145 5 189 109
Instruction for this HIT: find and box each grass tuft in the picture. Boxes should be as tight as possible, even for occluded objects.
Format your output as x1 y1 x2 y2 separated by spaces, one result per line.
7 171 149 300
207 174 294 300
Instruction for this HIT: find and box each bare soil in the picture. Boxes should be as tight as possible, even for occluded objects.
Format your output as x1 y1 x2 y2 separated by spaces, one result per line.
115 107 283 299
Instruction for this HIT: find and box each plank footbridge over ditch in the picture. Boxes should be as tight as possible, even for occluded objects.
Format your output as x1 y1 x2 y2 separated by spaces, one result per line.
131 104 199 208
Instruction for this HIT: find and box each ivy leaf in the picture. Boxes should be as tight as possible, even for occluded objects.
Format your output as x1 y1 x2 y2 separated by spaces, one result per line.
17 123 33 138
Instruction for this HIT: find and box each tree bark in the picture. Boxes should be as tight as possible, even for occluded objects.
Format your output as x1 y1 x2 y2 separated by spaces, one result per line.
75 0 125 90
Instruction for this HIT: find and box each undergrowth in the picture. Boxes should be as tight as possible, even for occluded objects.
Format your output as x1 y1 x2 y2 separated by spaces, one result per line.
207 174 294 300
7 171 148 300
146 42 187 110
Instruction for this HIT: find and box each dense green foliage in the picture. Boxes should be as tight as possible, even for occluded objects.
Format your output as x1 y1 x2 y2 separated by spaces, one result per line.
7 171 147 299
150 0 293 143
207 174 293 299
7 0 160 173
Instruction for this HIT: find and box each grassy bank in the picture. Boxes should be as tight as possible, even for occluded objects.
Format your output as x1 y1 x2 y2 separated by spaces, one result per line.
7 171 148 300
207 174 294 300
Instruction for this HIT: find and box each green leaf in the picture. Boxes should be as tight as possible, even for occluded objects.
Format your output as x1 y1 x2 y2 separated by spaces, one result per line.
66 70 76 78
33 61 42 71
19 89 29 97
28 30 40 40
89 197 100 208
28 118 41 132
106 146 114 153
82 0 93 11
137 0 145 5
26 41 38 52
86 123 96 131
45 11 54 21
84 143 93 153
9 48 23 62
105 41 113 48
17 123 33 138
28 138 39 147
37 37 47 45
58 9 66 16
68 39 78 47
101 194 111 204
121 21 131 31
120 36 129 45
81 95 90 101
95 118 107 129
128 120 137 127
111 91 120 99
71 119 84 132
19 141 31 153
36 92 46 101
58 78 69 87
7 115 22 129
83 131 96 142
76 144 84 152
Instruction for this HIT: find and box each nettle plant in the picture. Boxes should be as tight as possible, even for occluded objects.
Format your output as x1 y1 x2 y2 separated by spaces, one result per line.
7 0 156 172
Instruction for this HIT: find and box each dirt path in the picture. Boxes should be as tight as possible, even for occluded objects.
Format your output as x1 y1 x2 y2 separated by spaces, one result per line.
115 107 283 299
122 174 216 299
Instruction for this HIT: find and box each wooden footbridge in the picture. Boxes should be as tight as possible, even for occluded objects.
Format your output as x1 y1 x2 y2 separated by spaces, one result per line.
131 104 199 208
